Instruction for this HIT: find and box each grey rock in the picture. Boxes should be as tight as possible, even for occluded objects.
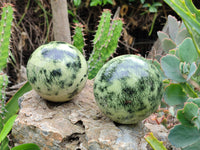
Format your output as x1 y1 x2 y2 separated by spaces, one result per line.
12 80 175 150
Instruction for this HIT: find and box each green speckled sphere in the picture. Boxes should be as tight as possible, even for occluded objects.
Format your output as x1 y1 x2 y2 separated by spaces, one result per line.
94 55 163 124
27 41 88 102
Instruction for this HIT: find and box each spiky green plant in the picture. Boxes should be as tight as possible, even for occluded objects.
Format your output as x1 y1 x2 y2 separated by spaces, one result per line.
0 4 14 149
0 3 13 70
73 9 123 79
73 23 85 55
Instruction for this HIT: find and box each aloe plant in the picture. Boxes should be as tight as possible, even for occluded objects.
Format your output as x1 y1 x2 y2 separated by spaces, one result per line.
73 9 123 79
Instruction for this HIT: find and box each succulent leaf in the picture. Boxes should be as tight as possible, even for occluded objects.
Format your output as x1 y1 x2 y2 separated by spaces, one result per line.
161 54 186 82
178 38 198 63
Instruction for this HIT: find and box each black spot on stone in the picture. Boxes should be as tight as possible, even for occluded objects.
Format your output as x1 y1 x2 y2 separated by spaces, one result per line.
72 74 76 80
80 78 83 82
56 41 66 44
69 45 75 49
55 92 59 95
30 76 37 84
59 81 65 89
37 87 40 90
66 63 71 68
47 88 51 91
98 86 105 93
84 74 87 77
68 82 73 87
76 84 79 87
68 88 79 99
122 87 135 96
94 83 97 89
50 69 62 78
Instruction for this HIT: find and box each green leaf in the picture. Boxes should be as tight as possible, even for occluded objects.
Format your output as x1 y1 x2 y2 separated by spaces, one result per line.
175 28 190 45
182 141 200 150
142 3 151 8
177 109 193 127
164 83 187 106
0 115 17 143
145 132 167 150
161 38 176 54
187 62 197 80
2 82 32 124
11 143 40 150
157 31 169 41
161 54 186 82
140 0 145 4
180 83 198 98
187 98 200 107
178 38 198 63
90 0 101 6
168 125 200 148
0 137 9 150
164 0 200 55
103 0 113 5
73 0 81 7
193 116 200 130
183 102 198 122
168 15 179 41
149 6 157 13
152 2 162 7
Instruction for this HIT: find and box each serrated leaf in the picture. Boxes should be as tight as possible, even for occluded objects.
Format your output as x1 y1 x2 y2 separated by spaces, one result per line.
168 125 200 148
161 54 186 82
164 83 187 106
161 38 176 54
178 38 198 63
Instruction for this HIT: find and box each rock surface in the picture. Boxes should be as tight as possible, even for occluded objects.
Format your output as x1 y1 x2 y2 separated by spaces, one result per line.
12 80 177 150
